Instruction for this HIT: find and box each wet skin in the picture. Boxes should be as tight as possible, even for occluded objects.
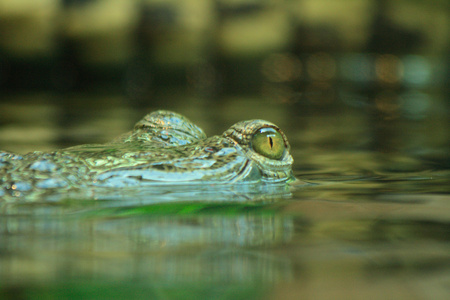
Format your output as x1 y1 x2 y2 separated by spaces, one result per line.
0 110 294 198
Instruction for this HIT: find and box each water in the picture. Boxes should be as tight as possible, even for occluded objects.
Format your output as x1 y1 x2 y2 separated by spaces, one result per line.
0 92 448 299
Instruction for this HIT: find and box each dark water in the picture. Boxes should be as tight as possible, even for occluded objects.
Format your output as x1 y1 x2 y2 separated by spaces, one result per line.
0 91 449 299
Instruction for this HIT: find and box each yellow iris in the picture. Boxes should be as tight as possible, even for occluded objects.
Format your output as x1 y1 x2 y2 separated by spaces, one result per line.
251 127 285 160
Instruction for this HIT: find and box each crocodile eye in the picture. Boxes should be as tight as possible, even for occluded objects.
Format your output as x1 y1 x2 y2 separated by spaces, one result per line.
251 127 285 160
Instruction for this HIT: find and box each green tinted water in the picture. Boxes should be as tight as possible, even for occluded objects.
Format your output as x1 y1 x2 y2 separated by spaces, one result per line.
0 93 448 299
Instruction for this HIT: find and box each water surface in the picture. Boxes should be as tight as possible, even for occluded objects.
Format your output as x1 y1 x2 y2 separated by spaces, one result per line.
0 92 448 299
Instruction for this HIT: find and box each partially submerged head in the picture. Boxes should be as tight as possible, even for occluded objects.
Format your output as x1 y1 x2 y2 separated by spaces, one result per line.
101 111 295 185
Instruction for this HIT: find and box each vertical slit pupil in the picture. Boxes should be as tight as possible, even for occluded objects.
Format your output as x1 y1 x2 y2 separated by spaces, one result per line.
269 137 273 149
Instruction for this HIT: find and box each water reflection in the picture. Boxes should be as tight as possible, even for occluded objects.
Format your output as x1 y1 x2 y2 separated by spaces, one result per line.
1 201 295 285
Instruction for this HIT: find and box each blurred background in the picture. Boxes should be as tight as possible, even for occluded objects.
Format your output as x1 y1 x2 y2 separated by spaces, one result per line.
0 0 448 161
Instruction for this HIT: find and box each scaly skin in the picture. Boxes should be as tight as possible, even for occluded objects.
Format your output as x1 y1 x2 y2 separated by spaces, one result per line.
0 110 294 198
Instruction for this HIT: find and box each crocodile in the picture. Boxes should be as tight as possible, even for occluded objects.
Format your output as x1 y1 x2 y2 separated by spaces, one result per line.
0 110 294 200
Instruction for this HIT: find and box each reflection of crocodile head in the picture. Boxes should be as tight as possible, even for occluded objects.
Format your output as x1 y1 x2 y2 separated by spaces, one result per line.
0 110 295 200
2 202 295 283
